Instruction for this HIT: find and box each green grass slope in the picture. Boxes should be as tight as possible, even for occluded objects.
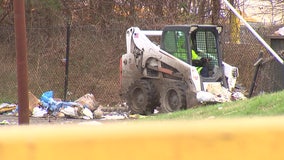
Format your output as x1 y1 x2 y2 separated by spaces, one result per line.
145 91 284 120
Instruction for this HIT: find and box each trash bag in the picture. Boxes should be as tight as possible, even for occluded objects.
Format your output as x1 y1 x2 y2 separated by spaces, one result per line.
93 106 104 119
196 91 217 103
82 107 93 119
60 106 79 118
40 90 54 103
32 106 48 118
40 91 62 112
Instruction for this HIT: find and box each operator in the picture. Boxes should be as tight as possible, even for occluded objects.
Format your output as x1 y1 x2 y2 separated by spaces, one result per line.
174 47 209 77
191 49 209 77
174 32 209 77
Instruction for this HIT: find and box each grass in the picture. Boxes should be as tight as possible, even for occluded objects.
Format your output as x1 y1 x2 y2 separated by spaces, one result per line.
143 90 284 121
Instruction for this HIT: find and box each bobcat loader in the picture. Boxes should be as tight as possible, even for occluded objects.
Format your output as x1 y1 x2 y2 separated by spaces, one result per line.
120 25 238 115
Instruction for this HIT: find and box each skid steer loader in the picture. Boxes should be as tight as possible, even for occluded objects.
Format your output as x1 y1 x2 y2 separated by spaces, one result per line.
120 25 238 115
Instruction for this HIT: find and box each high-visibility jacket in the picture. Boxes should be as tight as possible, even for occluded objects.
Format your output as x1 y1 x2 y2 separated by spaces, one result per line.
173 49 203 73
173 36 203 73
191 50 203 73
191 49 199 60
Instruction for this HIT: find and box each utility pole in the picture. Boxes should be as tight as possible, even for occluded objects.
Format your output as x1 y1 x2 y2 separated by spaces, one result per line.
13 0 29 125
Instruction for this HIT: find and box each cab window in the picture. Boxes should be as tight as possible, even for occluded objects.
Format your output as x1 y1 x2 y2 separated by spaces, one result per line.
163 31 187 62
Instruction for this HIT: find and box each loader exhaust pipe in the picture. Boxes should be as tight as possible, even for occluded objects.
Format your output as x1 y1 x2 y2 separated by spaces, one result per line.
223 0 284 64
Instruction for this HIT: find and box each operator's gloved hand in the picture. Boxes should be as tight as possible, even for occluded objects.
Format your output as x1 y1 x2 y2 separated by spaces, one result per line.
192 59 203 67
200 57 209 66
193 58 210 67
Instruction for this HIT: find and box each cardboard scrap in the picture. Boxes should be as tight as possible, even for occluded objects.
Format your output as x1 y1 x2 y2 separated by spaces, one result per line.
29 92 41 113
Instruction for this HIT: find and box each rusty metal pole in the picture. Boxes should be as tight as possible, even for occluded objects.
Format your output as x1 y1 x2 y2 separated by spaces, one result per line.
13 0 29 124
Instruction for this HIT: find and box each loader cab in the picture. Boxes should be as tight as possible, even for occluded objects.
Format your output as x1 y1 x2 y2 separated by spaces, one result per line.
160 25 224 82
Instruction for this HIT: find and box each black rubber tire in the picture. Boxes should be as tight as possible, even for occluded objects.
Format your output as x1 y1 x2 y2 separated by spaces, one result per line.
159 82 186 113
126 79 158 115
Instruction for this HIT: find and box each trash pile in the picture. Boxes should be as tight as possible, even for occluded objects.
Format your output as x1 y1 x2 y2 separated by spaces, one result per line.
0 91 129 120
196 83 247 104
0 87 247 124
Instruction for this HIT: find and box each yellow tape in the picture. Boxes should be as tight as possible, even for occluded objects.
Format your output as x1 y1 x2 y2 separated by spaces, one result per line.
0 117 283 160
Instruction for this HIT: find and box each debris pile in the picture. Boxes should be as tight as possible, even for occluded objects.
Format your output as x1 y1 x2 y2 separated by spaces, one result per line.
0 87 247 124
0 91 130 121
197 83 247 104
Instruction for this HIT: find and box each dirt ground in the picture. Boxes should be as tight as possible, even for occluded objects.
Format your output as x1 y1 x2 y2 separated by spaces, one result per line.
0 115 118 126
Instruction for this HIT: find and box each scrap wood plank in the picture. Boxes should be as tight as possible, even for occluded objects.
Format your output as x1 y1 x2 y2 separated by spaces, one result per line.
0 117 283 160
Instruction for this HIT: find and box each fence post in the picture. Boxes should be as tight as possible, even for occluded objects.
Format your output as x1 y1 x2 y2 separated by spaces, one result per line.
249 51 263 97
64 21 71 101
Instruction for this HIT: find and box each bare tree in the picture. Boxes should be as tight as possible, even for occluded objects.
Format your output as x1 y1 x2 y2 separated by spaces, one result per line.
212 0 221 24
242 0 284 24
0 0 13 24
260 0 284 24
198 0 206 23
154 1 163 17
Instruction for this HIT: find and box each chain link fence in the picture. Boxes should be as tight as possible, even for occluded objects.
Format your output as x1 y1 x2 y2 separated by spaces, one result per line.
221 24 284 96
0 12 283 104
0 24 124 104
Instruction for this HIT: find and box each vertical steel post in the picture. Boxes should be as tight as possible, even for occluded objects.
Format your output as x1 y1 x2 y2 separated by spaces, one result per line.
64 21 71 101
13 0 29 124
249 51 263 98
